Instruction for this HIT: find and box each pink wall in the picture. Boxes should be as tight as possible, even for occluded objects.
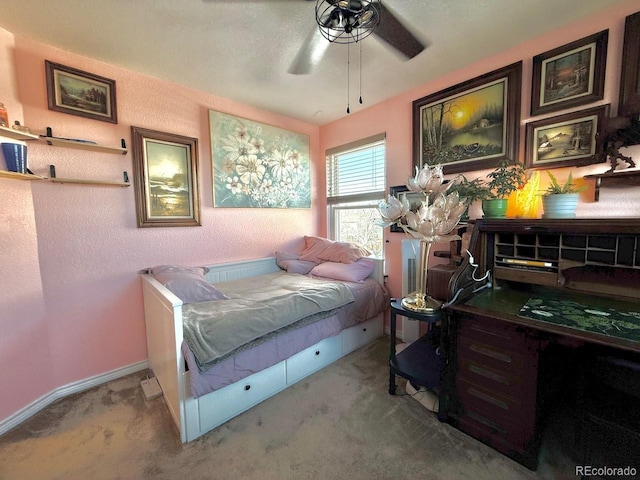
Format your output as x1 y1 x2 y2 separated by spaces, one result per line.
0 28 54 421
1 33 321 422
320 0 640 299
2 0 640 426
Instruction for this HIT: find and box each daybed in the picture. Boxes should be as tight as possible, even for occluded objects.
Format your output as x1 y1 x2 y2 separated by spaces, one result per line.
141 240 387 443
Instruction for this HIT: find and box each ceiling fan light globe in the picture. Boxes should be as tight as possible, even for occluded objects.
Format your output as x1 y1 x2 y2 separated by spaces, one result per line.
315 0 380 44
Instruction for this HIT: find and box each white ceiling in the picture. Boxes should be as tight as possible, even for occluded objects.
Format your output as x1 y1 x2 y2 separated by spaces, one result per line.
0 0 629 126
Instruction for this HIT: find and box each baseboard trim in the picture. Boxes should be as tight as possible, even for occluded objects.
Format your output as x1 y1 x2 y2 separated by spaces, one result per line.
0 360 148 436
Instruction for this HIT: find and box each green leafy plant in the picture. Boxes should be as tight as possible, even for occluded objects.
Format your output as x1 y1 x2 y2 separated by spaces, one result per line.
446 175 491 202
485 160 527 199
544 171 587 195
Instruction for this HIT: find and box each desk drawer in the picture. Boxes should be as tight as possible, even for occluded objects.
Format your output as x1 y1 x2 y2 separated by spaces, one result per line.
457 356 524 399
456 377 527 430
458 316 527 350
457 412 527 452
458 335 524 374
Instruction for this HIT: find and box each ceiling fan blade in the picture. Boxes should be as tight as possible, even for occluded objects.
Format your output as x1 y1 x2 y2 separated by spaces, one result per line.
372 1 426 59
288 27 329 75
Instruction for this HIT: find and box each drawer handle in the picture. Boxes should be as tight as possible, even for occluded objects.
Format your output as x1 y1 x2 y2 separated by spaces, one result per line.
244 385 251 391
469 344 512 363
362 328 367 332
468 364 511 385
469 325 511 340
467 387 509 410
315 350 320 356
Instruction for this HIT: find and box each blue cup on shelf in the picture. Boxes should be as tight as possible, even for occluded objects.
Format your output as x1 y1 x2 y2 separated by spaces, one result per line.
1 142 28 173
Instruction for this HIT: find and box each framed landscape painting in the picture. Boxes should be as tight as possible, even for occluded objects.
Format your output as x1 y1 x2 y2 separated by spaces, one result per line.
413 62 522 174
524 105 608 170
45 60 117 123
619 12 640 117
131 127 201 227
209 110 311 208
530 30 608 116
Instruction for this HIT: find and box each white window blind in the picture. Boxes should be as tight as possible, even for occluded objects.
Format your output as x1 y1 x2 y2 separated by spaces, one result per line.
326 133 386 205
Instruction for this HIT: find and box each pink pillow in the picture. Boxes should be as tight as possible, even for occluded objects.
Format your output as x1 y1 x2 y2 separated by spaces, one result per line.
317 242 372 264
298 236 372 264
298 236 333 263
309 258 375 282
275 250 317 274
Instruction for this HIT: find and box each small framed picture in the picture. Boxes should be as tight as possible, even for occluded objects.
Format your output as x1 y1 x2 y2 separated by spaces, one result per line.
131 126 201 228
524 105 609 170
45 60 117 123
530 30 608 116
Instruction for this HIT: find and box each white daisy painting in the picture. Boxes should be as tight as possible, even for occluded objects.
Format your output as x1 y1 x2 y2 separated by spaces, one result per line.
209 110 311 208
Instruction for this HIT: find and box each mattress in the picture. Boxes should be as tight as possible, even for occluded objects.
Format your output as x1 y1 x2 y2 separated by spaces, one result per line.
182 276 388 398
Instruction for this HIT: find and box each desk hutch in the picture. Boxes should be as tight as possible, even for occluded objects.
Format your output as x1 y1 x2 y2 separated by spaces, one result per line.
443 219 640 470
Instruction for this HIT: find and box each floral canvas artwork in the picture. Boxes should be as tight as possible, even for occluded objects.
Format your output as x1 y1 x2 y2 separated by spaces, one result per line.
209 110 311 208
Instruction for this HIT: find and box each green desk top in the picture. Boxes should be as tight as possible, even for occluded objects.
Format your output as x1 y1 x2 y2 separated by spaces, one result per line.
460 286 640 347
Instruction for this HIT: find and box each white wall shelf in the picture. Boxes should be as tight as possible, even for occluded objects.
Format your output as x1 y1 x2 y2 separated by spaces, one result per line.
0 125 39 141
49 177 130 187
48 164 130 187
0 170 46 181
39 135 128 155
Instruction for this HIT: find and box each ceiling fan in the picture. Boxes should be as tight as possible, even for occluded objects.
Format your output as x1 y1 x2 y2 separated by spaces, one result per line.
289 0 427 74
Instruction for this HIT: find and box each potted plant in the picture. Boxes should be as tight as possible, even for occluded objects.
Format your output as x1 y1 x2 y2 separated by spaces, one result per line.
445 175 490 220
541 171 587 219
482 160 527 218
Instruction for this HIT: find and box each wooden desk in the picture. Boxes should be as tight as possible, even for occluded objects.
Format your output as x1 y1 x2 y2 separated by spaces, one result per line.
443 219 640 470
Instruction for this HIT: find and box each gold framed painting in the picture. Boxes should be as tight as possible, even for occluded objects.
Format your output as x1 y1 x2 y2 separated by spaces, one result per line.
413 62 522 175
131 126 201 227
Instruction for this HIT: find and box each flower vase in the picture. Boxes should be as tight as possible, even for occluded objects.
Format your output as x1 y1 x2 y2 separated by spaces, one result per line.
401 241 442 313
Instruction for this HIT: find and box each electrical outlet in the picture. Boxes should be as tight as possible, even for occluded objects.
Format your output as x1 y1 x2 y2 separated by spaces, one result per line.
140 377 162 401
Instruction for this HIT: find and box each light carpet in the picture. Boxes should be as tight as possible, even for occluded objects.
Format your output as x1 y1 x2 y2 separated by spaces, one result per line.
0 337 573 479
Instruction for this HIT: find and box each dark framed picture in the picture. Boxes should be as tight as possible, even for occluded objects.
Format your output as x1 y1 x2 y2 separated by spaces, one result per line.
530 30 608 116
388 185 426 232
413 62 522 175
619 11 640 117
131 127 201 228
45 60 117 123
524 105 609 170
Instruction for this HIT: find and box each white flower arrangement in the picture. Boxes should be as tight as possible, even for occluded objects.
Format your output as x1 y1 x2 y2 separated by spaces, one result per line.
377 164 468 312
378 164 467 244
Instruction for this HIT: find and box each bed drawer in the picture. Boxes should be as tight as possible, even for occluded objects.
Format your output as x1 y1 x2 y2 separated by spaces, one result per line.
286 333 343 384
342 315 383 354
197 361 286 433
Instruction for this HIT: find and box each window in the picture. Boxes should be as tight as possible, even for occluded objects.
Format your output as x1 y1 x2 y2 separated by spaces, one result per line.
326 133 385 257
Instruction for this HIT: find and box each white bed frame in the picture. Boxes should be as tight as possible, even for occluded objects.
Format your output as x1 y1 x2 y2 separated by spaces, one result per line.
141 256 385 442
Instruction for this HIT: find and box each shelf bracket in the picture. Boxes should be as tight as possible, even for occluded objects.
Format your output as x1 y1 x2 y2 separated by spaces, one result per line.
49 164 56 179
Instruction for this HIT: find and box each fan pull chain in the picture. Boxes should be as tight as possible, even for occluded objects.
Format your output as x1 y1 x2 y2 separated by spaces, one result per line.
359 41 363 104
346 42 350 114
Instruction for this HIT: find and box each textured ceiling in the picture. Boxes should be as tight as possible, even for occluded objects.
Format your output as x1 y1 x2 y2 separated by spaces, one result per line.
0 0 629 126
